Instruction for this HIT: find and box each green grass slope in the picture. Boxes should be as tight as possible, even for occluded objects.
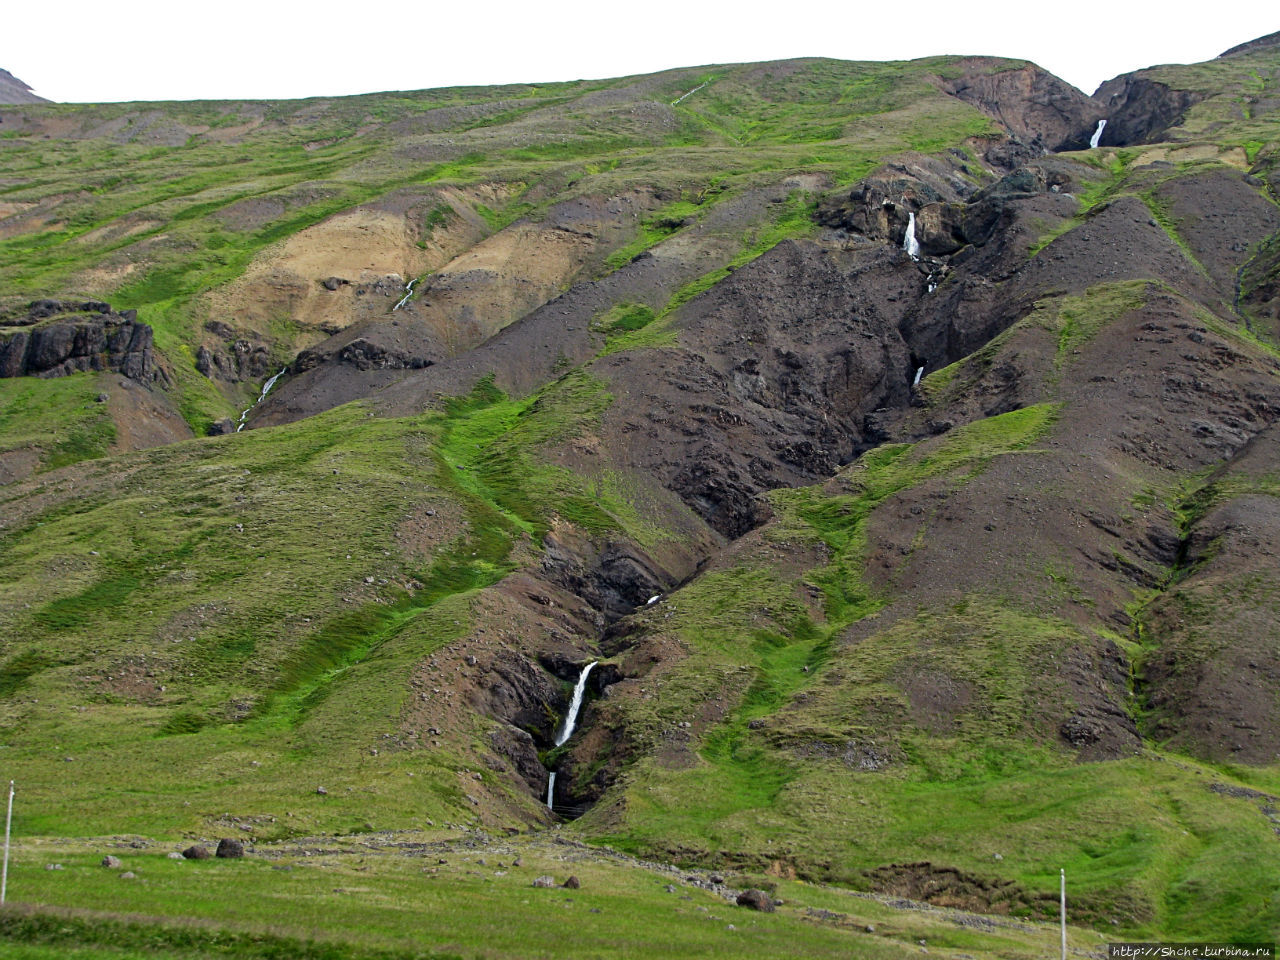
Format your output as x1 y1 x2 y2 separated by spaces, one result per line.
1 38 1280 958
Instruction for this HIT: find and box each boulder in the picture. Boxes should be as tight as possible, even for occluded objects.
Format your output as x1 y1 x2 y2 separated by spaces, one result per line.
532 875 555 888
562 875 580 889
101 855 122 868
215 838 245 859
182 845 211 860
736 889 776 912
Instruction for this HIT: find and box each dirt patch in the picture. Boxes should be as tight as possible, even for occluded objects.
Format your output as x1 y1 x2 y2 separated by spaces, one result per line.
865 861 1152 926
73 219 163 246
104 376 193 453
393 501 467 566
202 185 505 340
0 447 41 485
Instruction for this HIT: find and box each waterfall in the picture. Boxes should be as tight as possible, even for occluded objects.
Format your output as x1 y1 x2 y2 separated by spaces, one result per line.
913 366 924 388
902 211 920 259
555 661 597 747
236 367 287 432
1090 119 1107 149
393 277 418 311
546 660 597 810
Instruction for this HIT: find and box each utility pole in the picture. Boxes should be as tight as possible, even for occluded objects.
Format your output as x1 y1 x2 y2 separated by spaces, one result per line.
1060 867 1067 960
1 780 13 905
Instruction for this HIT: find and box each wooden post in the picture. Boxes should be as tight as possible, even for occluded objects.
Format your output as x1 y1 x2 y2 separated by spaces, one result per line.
1 780 13 905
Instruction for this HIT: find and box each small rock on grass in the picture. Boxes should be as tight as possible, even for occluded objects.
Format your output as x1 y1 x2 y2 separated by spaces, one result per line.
182 845 211 860
562 876 580 889
532 875 555 888
736 889 775 912
101 855 122 868
120 871 137 880
167 852 184 860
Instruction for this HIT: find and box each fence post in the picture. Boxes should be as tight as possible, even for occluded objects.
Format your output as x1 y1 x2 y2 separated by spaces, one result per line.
1060 867 1067 960
1 780 13 905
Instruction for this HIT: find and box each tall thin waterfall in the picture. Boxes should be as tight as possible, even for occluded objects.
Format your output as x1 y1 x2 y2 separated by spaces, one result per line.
903 211 921 259
1090 119 1107 149
555 662 597 746
547 661 598 810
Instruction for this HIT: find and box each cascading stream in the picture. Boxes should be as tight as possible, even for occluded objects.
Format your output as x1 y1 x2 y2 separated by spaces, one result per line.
393 277 419 311
236 367 287 432
546 660 597 809
903 211 921 259
1090 119 1107 149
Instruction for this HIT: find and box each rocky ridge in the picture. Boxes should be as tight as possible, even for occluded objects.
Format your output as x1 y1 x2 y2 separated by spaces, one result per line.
0 299 165 383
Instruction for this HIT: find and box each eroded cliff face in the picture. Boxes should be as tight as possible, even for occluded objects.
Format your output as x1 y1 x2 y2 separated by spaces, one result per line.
0 300 165 383
940 61 1105 151
1092 76 1203 146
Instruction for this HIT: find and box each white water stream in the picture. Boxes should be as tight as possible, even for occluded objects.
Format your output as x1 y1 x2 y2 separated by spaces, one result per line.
903 211 921 259
555 661 597 746
236 367 287 432
392 277 419 311
671 81 709 106
546 661 598 809
913 366 924 388
1090 119 1107 149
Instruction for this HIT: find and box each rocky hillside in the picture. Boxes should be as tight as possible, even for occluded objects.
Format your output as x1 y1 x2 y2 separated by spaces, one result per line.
0 37 1278 954
0 68 46 105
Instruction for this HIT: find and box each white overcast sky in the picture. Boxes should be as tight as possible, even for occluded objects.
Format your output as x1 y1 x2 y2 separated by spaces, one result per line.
4 2 1273 103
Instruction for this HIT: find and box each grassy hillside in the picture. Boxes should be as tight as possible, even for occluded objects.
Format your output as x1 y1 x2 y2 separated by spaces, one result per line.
1 38 1279 957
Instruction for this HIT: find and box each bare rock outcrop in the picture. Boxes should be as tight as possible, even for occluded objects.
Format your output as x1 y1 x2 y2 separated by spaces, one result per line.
0 68 48 104
1092 76 1202 146
0 300 164 383
940 61 1104 152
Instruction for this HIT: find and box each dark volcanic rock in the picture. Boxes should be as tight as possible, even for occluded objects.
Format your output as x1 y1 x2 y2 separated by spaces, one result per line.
489 723 548 795
736 889 776 912
1093 76 1202 145
1219 31 1280 58
597 240 916 538
182 845 210 860
215 838 245 858
195 338 273 384
0 68 49 105
0 300 163 383
940 62 1104 152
